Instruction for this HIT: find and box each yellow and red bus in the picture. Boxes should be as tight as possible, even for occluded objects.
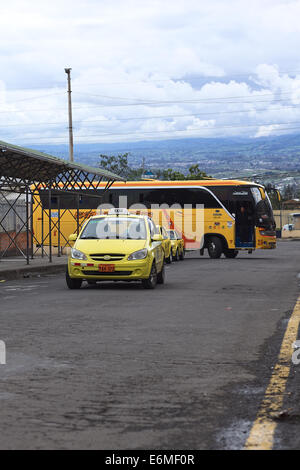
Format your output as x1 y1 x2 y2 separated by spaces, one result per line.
32 179 278 258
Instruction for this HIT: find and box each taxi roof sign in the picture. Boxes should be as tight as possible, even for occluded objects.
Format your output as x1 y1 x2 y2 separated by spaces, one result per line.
108 208 130 216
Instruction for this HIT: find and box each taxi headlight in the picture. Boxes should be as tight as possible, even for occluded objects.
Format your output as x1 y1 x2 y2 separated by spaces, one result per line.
71 248 87 260
128 248 148 260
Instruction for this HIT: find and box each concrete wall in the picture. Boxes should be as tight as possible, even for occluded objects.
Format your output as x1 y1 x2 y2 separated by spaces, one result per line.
273 210 300 238
282 229 300 239
273 210 299 229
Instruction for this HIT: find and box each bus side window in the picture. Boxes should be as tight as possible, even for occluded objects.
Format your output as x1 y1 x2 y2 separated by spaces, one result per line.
114 187 223 209
196 189 222 208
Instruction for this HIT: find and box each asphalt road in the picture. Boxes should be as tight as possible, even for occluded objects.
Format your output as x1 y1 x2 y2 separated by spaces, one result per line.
0 241 299 450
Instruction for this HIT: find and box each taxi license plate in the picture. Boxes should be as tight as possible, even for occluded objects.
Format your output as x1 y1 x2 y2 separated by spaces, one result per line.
99 264 115 273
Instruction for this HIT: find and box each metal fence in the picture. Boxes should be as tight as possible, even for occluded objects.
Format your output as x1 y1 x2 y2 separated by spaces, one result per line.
0 199 27 234
0 194 29 258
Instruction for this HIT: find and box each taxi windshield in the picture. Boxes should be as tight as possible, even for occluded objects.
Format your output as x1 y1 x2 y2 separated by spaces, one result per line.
80 217 147 240
167 230 176 240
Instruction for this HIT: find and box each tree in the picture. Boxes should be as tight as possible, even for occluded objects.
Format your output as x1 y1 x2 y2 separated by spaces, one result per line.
161 165 209 180
162 168 186 180
99 153 131 178
128 167 144 180
187 164 208 179
99 153 146 180
99 154 209 181
282 184 296 201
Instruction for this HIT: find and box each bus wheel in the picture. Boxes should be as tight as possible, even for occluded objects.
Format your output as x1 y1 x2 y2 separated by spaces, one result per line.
66 268 82 289
173 249 179 261
224 249 238 259
207 237 223 259
179 248 185 260
142 263 157 289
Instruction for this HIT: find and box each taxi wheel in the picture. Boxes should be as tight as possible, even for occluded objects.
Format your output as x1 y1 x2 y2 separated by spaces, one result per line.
142 263 157 289
165 253 172 264
172 249 179 262
157 264 165 284
66 268 82 289
179 248 185 260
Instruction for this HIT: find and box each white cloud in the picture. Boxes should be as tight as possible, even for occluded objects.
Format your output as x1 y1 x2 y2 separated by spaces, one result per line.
255 124 285 137
1 0 300 145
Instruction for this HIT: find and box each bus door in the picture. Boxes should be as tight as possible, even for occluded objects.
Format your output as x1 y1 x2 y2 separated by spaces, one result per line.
234 199 255 248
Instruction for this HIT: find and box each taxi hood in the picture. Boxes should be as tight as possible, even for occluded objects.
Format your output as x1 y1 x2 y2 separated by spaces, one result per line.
75 238 147 255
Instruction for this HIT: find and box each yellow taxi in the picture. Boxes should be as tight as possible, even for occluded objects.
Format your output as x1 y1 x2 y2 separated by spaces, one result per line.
66 209 165 289
156 225 172 264
167 229 185 261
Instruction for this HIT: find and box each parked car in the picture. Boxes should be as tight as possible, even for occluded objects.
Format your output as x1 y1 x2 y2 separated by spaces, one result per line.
66 209 165 289
167 229 185 261
156 225 172 264
282 223 295 231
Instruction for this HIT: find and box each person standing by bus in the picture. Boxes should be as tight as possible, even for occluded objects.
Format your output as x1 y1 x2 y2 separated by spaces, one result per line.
237 205 250 242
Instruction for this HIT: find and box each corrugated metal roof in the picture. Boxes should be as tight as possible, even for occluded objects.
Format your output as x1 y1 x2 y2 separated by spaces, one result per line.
0 140 125 183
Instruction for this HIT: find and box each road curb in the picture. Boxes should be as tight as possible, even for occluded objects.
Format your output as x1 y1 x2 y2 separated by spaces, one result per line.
0 263 66 281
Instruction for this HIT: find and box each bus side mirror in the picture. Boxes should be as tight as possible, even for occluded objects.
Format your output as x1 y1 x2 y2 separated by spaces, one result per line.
277 190 281 202
68 233 77 242
259 187 266 199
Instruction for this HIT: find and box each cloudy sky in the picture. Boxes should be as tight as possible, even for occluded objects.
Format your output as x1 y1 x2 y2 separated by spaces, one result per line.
1 0 300 146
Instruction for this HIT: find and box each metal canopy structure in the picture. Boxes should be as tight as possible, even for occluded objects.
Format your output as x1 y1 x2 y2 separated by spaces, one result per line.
0 140 125 264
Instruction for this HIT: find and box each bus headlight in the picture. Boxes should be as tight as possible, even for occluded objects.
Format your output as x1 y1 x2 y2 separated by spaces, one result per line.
128 249 148 260
259 230 276 237
71 248 87 260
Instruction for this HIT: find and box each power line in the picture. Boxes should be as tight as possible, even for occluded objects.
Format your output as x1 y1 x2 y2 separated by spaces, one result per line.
0 95 298 115
9 120 300 143
59 121 300 138
3 83 66 92
82 97 299 107
71 69 300 87
75 90 296 103
0 92 64 105
3 68 300 93
1 104 299 128
14 130 300 161
13 126 300 145
0 86 299 112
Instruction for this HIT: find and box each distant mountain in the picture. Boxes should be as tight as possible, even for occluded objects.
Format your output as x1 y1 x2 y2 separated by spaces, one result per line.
30 134 300 177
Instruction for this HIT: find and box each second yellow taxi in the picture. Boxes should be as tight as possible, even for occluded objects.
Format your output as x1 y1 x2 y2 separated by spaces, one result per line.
156 225 172 264
167 229 185 261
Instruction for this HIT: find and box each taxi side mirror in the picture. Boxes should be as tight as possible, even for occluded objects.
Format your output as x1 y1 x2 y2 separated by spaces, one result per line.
152 234 163 242
68 233 77 242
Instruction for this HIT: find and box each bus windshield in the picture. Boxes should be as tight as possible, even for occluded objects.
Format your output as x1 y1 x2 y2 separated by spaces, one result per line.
250 187 275 229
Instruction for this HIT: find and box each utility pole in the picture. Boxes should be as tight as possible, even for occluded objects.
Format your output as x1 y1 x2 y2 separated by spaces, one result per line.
64 68 74 162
